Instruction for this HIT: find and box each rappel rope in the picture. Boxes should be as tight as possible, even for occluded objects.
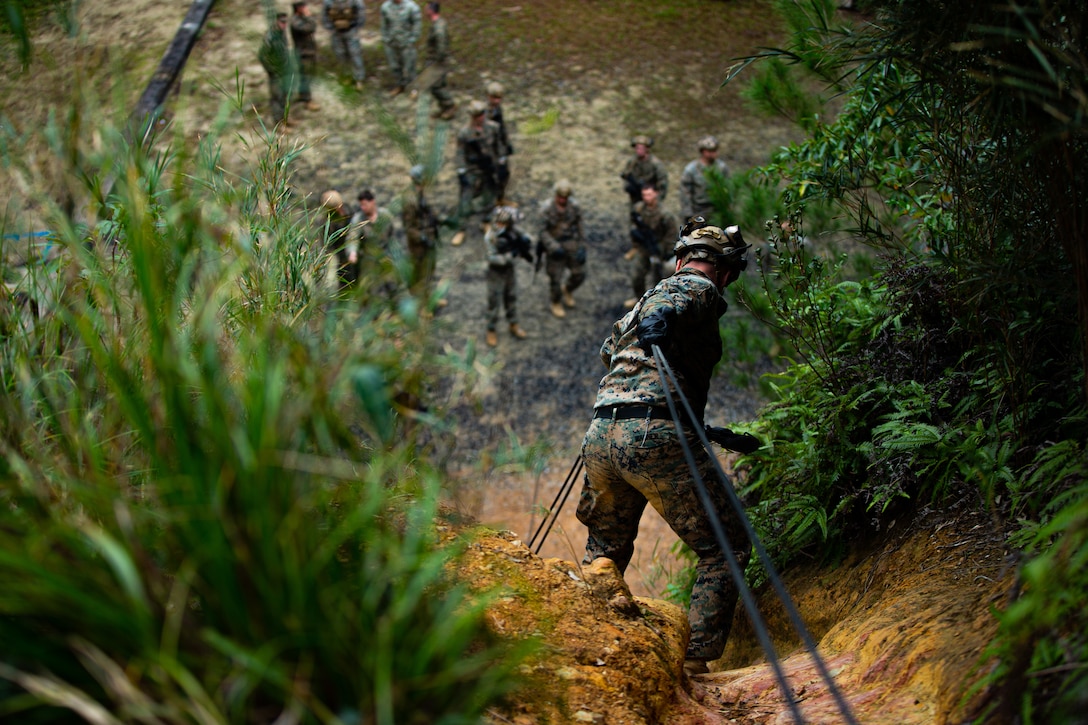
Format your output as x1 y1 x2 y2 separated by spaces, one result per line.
527 455 584 555
652 344 860 725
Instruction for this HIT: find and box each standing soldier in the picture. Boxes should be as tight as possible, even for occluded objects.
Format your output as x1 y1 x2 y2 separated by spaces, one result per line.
380 0 421 95
320 189 358 291
539 179 586 319
679 135 731 224
486 82 514 203
290 2 320 111
402 164 443 303
421 2 456 120
322 0 367 90
483 207 531 347
258 12 294 130
625 184 676 308
350 189 396 259
620 135 668 208
576 221 758 679
451 100 503 247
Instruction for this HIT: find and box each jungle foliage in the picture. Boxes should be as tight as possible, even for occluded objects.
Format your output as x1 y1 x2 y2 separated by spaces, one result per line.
725 0 1088 720
0 83 526 722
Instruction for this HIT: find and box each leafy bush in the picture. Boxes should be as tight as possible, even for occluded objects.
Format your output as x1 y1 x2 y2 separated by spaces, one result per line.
0 91 523 722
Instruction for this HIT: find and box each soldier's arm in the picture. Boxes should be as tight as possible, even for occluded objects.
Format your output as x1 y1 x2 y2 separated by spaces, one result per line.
409 4 422 42
657 161 669 200
355 0 365 28
679 167 694 218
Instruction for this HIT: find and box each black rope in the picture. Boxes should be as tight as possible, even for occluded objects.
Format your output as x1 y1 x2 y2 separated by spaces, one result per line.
528 456 583 555
652 344 859 725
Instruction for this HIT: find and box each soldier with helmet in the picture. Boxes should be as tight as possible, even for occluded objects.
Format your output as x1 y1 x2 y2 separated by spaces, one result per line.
539 180 586 318
625 183 676 308
485 82 514 202
451 100 504 247
402 164 443 303
482 205 532 347
620 135 668 208
322 0 367 89
679 135 731 223
290 2 320 112
421 2 456 120
575 218 760 679
380 0 422 95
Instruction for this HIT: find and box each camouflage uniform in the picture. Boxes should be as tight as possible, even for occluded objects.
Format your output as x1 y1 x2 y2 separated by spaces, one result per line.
258 15 294 124
422 10 455 116
486 84 514 201
380 0 421 89
576 268 750 663
629 199 676 300
455 111 503 231
321 194 358 290
349 205 396 258
401 183 440 295
539 193 586 305
322 0 366 84
621 152 668 205
483 211 527 333
290 5 319 103
679 157 730 222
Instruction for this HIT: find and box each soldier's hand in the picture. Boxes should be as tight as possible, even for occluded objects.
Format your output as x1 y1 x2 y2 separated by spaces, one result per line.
705 426 761 454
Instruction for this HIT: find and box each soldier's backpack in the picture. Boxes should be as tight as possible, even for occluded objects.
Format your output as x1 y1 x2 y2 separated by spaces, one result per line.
327 0 358 30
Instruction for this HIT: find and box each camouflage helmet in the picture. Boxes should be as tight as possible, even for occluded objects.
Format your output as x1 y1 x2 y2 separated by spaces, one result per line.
468 99 488 116
554 179 573 198
486 81 504 98
630 134 653 148
320 189 343 209
409 164 426 183
674 220 749 269
697 135 719 151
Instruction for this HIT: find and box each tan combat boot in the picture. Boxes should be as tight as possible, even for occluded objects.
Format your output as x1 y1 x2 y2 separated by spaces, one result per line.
485 330 498 347
450 231 465 247
305 101 321 111
509 323 527 339
550 301 566 318
561 286 575 308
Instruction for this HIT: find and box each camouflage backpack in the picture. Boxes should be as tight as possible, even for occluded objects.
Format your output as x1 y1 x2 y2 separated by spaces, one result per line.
327 0 357 30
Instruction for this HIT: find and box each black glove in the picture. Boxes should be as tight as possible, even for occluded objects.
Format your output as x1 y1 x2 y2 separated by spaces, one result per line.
550 247 567 260
575 247 587 265
636 307 675 356
705 426 761 454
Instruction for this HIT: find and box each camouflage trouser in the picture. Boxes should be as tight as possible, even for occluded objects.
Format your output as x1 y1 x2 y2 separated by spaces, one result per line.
407 239 436 297
428 66 454 111
629 250 663 299
456 171 498 232
577 417 751 661
545 243 586 303
295 51 317 101
384 42 417 87
331 30 366 82
267 73 289 123
486 264 518 329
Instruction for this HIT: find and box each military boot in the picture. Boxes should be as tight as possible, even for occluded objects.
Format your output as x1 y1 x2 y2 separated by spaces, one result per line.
485 330 498 347
561 286 575 308
550 301 566 319
509 323 527 339
450 231 465 247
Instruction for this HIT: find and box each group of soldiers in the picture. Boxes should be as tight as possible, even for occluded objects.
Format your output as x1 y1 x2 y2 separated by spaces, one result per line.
258 0 456 130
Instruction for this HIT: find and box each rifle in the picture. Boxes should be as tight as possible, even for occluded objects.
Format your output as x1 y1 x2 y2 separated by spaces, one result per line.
620 172 643 204
464 137 499 190
496 227 534 264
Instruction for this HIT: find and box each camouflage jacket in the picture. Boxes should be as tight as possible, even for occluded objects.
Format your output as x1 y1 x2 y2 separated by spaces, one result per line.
323 0 365 32
538 197 584 253
380 0 421 46
402 189 439 250
630 201 676 258
290 14 318 60
594 268 728 419
258 26 291 77
486 104 513 157
425 16 450 65
679 158 730 220
349 207 396 255
621 154 669 200
455 120 503 176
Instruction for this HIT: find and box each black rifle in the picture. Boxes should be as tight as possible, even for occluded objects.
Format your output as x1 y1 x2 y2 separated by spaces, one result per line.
464 137 499 190
620 172 643 204
496 226 534 264
630 210 662 276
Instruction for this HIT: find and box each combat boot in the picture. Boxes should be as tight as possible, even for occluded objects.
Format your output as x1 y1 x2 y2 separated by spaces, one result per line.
561 286 575 308
450 231 465 247
550 301 566 319
439 104 458 120
485 330 498 347
509 323 527 339
683 659 710 677
305 101 321 111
